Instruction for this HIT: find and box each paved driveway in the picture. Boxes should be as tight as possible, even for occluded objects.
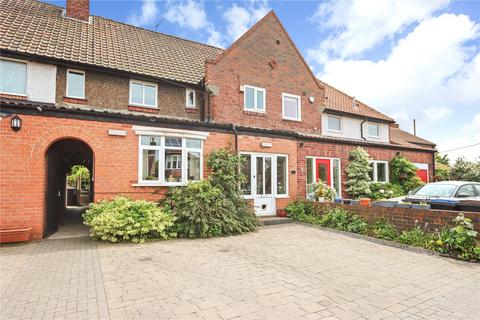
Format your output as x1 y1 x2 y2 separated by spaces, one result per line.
1 224 479 320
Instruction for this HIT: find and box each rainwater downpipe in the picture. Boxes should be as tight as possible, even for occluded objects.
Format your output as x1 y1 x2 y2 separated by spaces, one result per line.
360 118 367 140
232 124 239 153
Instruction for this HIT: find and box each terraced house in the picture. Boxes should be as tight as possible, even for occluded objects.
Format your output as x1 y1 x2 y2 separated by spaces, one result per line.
0 0 436 240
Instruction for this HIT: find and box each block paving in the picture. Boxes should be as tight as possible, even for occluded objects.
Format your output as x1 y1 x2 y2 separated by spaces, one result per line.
1 224 479 319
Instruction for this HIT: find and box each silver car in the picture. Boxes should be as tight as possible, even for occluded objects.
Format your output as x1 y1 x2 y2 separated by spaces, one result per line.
405 181 480 203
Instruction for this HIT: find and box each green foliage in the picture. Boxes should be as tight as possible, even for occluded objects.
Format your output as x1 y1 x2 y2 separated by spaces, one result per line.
450 157 480 182
370 219 398 240
435 154 450 165
369 182 404 200
319 207 368 234
346 147 372 199
389 155 424 193
314 180 336 201
285 200 321 224
67 165 90 189
83 196 176 243
397 227 434 247
434 168 450 182
167 148 259 238
428 214 480 261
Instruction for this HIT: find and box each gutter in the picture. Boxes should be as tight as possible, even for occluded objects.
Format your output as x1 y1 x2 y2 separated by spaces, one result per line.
232 124 239 153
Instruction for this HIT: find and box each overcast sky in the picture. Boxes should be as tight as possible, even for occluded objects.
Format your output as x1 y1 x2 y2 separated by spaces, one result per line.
45 0 480 162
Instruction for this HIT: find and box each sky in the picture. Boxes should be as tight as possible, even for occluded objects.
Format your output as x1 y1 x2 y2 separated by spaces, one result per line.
44 0 480 162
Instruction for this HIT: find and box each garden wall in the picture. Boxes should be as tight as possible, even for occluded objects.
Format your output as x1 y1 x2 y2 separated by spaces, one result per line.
311 203 480 233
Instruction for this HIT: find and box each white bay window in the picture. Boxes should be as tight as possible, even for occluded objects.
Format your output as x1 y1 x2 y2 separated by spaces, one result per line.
370 160 389 183
137 132 204 186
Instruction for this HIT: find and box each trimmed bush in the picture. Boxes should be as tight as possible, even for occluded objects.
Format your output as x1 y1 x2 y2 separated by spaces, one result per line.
319 207 368 234
83 196 176 243
345 147 372 199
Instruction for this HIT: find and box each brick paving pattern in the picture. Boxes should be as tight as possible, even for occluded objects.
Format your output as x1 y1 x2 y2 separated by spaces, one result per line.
1 224 479 319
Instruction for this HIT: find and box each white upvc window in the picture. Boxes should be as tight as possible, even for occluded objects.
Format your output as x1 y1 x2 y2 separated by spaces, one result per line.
368 122 380 138
244 85 266 112
0 58 27 96
138 135 203 186
282 93 301 121
327 115 342 132
129 80 157 108
186 89 196 108
66 69 85 99
369 160 389 183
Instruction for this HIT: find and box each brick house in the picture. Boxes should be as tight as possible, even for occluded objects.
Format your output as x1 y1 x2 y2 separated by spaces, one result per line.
0 0 436 240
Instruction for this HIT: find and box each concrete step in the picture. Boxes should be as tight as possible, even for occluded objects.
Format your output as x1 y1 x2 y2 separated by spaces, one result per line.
260 216 293 226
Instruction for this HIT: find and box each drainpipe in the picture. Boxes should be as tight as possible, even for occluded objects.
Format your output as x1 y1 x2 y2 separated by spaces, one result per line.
360 118 367 140
232 124 239 153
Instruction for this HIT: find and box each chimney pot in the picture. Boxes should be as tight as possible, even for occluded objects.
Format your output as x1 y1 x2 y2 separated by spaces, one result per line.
66 0 90 21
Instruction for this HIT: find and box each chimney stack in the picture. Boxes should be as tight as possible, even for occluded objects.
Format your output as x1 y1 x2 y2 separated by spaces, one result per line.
66 0 90 21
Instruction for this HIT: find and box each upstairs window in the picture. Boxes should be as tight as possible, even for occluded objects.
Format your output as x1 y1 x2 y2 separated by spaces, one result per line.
244 85 265 112
66 69 85 99
370 160 389 183
186 89 195 108
368 122 380 138
130 80 157 108
0 58 27 96
327 115 342 132
282 93 301 121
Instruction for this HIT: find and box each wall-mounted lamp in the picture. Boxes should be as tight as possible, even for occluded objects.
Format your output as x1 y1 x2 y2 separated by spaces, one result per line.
11 115 22 131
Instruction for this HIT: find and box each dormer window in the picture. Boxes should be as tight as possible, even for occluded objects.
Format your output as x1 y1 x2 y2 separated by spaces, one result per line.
282 93 301 121
244 85 265 112
186 89 195 108
368 122 380 138
129 80 157 108
327 115 342 132
66 69 85 99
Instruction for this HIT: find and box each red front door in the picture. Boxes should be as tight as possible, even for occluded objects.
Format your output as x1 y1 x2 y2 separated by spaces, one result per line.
316 159 331 186
416 169 428 183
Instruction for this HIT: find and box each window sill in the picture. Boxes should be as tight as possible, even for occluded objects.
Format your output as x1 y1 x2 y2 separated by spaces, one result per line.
243 110 266 116
132 182 185 187
185 107 198 113
64 97 87 104
275 195 290 199
0 93 27 100
128 105 158 114
282 117 301 122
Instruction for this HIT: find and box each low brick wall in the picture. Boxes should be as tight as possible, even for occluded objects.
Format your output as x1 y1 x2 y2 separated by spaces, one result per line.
311 203 480 233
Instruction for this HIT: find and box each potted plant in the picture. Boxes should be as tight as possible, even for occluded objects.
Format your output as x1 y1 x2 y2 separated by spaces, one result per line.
277 209 288 217
350 199 360 205
359 198 371 206
372 200 397 207
334 197 343 203
411 202 431 210
343 199 351 205
314 180 336 203
0 227 31 244
396 202 412 209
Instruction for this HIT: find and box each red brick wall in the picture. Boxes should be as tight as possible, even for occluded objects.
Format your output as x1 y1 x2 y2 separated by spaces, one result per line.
297 140 434 199
205 13 324 134
312 203 480 233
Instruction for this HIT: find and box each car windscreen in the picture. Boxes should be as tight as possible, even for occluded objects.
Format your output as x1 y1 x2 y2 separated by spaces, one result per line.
412 184 457 197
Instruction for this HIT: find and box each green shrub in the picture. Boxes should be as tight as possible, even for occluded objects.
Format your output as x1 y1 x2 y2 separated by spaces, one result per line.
370 182 404 200
166 180 258 238
397 227 434 247
320 207 368 234
428 214 480 261
370 219 398 240
83 196 176 243
390 155 424 193
166 148 259 238
345 147 372 199
285 200 321 224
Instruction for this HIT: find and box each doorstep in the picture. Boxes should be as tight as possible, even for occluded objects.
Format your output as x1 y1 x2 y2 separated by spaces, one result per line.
260 216 293 226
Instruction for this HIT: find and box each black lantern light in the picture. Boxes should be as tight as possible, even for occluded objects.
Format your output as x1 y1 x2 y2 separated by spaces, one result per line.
10 115 22 131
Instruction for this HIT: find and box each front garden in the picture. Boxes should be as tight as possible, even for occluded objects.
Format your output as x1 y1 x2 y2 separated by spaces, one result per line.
82 148 260 243
286 200 480 262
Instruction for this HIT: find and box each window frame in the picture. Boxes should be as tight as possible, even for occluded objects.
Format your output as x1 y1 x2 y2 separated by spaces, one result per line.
129 80 158 108
282 92 301 121
185 89 196 108
367 122 381 138
327 115 343 133
137 135 203 186
305 156 342 199
66 69 86 99
369 160 389 183
243 85 266 113
0 57 28 97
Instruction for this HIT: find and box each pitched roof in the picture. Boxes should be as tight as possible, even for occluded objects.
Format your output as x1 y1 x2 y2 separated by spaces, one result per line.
389 126 436 149
0 0 222 85
318 80 394 122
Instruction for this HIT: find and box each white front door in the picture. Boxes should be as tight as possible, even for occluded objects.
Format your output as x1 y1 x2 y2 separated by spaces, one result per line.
253 155 275 216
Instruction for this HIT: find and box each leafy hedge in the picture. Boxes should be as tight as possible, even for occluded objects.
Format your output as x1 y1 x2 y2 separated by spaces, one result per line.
83 196 176 243
286 200 480 262
369 182 404 200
